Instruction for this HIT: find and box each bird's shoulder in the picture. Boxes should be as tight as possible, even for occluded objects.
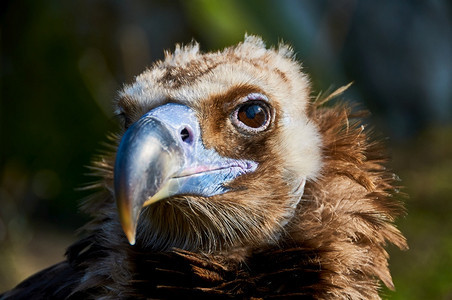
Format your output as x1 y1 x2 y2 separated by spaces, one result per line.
0 261 81 300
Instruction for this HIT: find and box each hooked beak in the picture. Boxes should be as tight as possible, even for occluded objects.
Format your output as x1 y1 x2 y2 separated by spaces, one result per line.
114 103 257 245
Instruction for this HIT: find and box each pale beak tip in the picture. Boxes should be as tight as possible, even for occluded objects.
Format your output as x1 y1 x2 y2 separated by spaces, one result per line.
127 234 136 246
117 201 138 245
124 224 137 245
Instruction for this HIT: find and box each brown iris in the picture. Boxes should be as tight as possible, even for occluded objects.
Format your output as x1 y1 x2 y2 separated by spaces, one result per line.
231 93 272 134
237 103 268 128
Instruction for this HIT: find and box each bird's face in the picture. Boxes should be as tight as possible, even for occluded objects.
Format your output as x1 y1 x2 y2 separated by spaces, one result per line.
113 37 322 252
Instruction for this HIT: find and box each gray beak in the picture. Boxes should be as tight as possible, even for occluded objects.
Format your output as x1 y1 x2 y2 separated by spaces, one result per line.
114 103 258 245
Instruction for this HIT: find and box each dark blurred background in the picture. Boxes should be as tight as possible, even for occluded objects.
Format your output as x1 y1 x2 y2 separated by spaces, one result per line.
1 0 451 298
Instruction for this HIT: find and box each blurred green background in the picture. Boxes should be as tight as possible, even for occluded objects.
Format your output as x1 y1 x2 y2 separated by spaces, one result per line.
1 0 451 298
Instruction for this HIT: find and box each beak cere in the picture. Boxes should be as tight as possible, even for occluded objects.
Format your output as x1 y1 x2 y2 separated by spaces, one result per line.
113 103 258 245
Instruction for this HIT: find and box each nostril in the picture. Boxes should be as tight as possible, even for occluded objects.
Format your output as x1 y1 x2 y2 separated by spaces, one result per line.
180 127 192 144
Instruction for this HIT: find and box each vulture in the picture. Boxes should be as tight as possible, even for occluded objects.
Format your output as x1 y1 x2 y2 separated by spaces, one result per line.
1 36 407 299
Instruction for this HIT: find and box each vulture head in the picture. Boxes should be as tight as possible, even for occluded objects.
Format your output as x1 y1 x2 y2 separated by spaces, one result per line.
113 36 321 252
2 36 407 299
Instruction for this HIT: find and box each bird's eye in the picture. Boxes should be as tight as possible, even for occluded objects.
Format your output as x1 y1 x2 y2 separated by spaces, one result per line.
238 103 267 128
232 96 272 133
116 111 132 130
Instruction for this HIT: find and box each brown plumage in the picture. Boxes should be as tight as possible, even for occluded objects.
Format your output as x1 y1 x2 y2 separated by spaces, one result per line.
1 36 407 300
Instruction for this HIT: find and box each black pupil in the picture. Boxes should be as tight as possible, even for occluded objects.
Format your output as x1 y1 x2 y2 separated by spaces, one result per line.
238 104 267 128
